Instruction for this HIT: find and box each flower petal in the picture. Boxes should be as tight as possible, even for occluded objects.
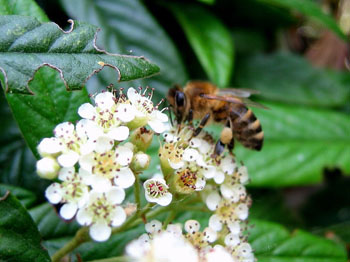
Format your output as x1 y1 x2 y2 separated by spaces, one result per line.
157 192 172 206
95 92 115 110
90 176 112 192
183 148 199 162
58 167 75 181
148 119 166 134
116 103 136 122
60 202 78 220
127 87 140 104
37 137 62 156
209 214 222 231
57 151 79 167
115 145 133 166
45 183 62 204
114 168 135 188
206 192 221 211
107 126 129 141
95 136 114 153
107 187 125 204
90 221 112 242
111 206 127 227
213 171 225 184
54 122 74 138
78 103 96 120
76 208 92 226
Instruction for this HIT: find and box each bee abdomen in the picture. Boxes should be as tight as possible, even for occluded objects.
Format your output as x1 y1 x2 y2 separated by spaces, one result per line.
230 108 264 151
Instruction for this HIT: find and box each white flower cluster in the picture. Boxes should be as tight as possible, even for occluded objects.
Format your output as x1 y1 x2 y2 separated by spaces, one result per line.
126 219 254 262
36 87 168 242
155 123 255 261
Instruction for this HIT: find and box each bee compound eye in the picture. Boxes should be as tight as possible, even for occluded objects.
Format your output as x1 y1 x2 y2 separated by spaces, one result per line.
175 91 185 107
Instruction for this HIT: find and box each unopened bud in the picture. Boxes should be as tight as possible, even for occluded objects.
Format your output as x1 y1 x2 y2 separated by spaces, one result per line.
36 157 60 179
131 152 150 172
130 127 154 152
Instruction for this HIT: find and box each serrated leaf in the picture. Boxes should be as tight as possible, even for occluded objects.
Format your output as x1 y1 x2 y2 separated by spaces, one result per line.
0 184 36 208
0 15 160 94
5 66 90 157
257 0 347 41
0 192 50 262
250 220 347 262
171 3 234 87
0 0 49 22
235 52 350 107
60 0 187 95
235 102 350 187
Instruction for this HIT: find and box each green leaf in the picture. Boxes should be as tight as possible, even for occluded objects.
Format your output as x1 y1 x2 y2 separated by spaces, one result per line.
0 15 160 95
235 102 350 187
0 191 50 262
197 0 216 5
5 66 90 157
0 184 36 208
0 92 49 199
250 219 347 262
171 3 234 87
29 203 80 240
257 0 347 41
235 52 350 107
60 0 187 95
0 0 49 23
175 210 347 262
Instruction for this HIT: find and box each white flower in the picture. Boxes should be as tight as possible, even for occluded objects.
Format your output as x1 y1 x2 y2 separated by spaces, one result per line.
205 245 234 262
79 145 135 191
127 87 168 133
126 231 198 262
144 178 172 206
78 91 131 145
76 187 126 242
45 167 90 220
208 197 249 232
184 220 200 234
220 184 247 202
145 220 162 234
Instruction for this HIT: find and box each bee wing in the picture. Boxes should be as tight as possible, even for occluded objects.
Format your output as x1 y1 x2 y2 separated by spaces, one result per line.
241 98 269 109
217 88 260 98
200 94 269 109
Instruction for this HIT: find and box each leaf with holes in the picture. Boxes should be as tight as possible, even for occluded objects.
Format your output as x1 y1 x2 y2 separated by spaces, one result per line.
0 15 160 94
171 3 234 87
235 102 350 187
0 191 50 262
235 52 350 107
0 0 49 22
60 0 187 95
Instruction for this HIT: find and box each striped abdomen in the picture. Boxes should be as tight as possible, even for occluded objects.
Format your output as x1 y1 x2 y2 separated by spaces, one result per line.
229 104 264 151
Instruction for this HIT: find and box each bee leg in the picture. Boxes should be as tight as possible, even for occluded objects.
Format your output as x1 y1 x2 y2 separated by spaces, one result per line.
194 113 210 137
214 140 225 156
228 138 235 156
186 109 194 125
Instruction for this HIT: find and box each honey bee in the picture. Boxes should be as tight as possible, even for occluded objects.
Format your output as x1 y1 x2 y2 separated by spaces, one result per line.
167 81 266 155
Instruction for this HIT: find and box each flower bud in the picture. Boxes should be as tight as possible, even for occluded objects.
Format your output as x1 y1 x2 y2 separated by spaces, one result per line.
36 156 60 180
131 152 151 172
130 127 154 152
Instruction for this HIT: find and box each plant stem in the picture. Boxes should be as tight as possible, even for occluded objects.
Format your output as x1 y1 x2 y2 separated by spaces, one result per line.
162 210 176 229
51 227 90 262
133 174 141 216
